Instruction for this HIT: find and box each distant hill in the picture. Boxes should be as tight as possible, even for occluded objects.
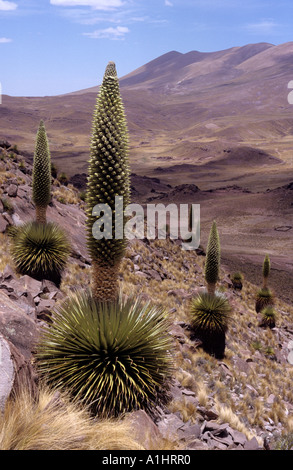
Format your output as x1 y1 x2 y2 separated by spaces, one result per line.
1 42 293 186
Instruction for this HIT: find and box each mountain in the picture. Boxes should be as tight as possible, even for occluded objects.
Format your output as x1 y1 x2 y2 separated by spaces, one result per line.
1 41 293 189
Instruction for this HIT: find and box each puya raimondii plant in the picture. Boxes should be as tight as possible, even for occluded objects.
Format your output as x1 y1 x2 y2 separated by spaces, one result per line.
190 221 231 359
10 120 70 285
36 62 173 416
85 61 130 302
255 254 274 313
32 120 51 224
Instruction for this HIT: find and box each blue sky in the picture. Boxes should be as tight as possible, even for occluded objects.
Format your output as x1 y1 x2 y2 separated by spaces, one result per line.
1 0 293 96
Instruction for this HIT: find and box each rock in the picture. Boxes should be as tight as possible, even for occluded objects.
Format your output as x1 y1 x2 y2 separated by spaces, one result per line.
6 340 38 398
0 214 8 233
0 140 11 149
0 291 39 359
0 335 15 411
267 394 276 405
1 265 15 281
177 423 201 440
243 437 261 450
157 414 185 442
170 324 187 343
18 275 43 299
11 213 23 226
187 439 209 450
167 289 192 299
197 406 219 421
41 279 59 293
288 350 293 365
7 184 18 197
145 269 162 281
128 410 161 450
204 421 229 434
227 427 247 446
233 356 252 374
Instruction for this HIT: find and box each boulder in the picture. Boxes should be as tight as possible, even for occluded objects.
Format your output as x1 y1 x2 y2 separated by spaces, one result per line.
128 410 162 450
0 290 39 359
7 184 18 197
0 335 15 411
243 437 261 450
0 214 8 233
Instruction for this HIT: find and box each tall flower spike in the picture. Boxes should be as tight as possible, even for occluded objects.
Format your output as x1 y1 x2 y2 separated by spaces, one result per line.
204 220 221 295
32 120 51 224
86 61 130 302
262 254 270 289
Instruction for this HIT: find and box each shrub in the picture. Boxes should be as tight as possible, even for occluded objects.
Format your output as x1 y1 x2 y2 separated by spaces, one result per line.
190 291 231 359
10 221 71 286
36 290 174 417
272 431 293 450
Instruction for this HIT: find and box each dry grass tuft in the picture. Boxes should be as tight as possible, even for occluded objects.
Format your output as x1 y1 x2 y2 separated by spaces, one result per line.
0 386 144 451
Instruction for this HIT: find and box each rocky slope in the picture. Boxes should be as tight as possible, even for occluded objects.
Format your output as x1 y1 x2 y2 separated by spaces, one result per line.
0 143 293 451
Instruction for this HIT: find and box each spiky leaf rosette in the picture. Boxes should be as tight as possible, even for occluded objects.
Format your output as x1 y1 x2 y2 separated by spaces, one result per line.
204 221 220 293
86 62 130 268
32 121 51 216
190 292 231 358
255 287 275 313
259 306 277 328
190 292 231 334
36 291 173 417
231 272 243 290
10 221 71 286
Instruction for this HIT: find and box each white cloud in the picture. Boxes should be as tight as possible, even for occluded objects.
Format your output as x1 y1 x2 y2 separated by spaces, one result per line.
84 25 129 39
165 0 173 6
245 19 279 34
0 37 12 42
0 0 17 10
50 0 124 9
